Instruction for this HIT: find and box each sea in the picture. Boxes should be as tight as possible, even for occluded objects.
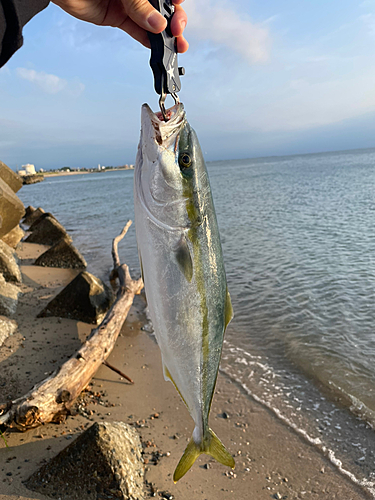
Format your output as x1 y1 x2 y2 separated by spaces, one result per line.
18 147 375 495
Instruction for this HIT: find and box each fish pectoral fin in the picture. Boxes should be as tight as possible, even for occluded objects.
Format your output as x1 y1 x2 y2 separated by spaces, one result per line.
174 235 193 282
224 287 234 331
173 428 235 482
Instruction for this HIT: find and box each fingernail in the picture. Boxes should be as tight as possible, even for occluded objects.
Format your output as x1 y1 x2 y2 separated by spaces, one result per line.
181 20 187 30
147 11 167 31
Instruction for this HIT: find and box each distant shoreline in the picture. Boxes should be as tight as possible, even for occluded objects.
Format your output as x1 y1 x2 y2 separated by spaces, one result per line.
44 168 133 178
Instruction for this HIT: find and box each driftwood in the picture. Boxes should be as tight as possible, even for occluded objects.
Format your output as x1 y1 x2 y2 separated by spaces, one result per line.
0 221 143 431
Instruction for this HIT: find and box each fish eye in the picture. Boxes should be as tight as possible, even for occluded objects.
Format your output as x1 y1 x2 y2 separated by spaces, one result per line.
179 152 192 169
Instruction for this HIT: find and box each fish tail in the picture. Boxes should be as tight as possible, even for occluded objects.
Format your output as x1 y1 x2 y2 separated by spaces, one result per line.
173 427 235 482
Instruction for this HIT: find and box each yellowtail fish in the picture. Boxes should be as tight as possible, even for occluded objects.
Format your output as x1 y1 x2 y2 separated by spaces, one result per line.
134 102 234 482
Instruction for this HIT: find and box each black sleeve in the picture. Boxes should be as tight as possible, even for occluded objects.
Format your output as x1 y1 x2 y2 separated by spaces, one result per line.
0 0 50 68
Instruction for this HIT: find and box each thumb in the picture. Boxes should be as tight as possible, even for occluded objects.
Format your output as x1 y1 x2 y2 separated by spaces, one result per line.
125 0 167 33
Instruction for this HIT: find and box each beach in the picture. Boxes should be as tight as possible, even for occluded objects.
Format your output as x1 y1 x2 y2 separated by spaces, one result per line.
43 168 133 178
0 242 370 500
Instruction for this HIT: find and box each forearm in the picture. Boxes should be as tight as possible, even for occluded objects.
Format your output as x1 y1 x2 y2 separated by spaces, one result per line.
0 0 50 67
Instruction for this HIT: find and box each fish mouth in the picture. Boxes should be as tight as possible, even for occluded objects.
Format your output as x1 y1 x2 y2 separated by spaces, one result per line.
142 102 184 124
142 102 186 146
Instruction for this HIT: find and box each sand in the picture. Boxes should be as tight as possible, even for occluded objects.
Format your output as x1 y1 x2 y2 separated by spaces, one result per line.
44 168 132 178
0 243 370 500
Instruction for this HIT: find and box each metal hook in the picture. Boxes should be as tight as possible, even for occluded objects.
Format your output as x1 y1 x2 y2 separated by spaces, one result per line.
159 88 180 122
159 90 167 121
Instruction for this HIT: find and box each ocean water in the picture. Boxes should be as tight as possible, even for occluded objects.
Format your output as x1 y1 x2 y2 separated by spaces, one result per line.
18 148 375 495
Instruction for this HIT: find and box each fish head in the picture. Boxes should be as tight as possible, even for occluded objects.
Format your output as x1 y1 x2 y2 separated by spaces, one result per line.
137 103 207 229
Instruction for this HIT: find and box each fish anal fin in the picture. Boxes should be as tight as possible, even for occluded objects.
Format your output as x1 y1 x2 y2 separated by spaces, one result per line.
162 363 171 382
175 235 193 282
173 428 234 482
138 251 144 282
163 365 189 409
224 287 234 331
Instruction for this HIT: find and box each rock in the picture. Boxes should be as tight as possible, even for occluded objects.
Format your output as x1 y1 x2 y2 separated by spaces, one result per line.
25 421 145 500
0 240 22 283
0 161 23 193
37 271 113 324
34 237 87 269
25 216 71 246
28 212 58 232
23 206 44 226
0 178 25 238
0 316 17 347
22 174 44 185
0 274 20 316
1 225 25 249
24 205 36 218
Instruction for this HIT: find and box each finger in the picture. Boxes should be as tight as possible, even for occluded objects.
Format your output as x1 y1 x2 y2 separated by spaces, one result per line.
176 34 189 53
172 0 185 4
171 4 187 37
124 0 167 33
119 16 151 47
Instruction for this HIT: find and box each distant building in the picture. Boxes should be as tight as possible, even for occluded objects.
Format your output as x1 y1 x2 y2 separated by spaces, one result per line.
22 164 36 175
18 169 27 176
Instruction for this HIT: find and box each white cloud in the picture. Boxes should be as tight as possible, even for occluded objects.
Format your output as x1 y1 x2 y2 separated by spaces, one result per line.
17 68 67 94
16 68 85 96
184 0 270 63
359 13 375 36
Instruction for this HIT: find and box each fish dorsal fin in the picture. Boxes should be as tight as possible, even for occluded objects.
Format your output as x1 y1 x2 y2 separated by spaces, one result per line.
175 234 193 282
225 287 234 331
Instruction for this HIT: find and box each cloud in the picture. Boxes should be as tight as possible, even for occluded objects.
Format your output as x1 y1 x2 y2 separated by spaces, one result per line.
359 13 375 35
16 68 85 96
16 68 67 93
184 0 270 63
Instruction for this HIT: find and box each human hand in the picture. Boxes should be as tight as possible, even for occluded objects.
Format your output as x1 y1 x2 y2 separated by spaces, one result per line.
52 0 189 53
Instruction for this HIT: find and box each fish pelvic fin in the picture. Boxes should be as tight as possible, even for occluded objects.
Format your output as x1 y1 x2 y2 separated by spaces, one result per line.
173 427 235 482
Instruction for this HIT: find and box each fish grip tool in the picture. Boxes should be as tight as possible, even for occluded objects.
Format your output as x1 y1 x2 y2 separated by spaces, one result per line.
148 0 185 120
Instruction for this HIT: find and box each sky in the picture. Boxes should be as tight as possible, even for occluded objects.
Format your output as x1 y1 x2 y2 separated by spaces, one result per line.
1 0 375 170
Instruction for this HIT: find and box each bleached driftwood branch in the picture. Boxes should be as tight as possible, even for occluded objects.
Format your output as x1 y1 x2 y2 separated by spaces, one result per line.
0 221 143 431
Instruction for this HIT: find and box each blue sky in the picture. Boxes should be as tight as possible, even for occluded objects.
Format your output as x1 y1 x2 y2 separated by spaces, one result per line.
1 0 375 170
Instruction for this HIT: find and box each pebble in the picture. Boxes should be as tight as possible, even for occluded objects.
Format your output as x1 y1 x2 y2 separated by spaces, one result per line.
222 412 230 419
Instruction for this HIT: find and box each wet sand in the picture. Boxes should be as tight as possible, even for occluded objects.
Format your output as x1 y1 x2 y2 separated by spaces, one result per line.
0 243 370 499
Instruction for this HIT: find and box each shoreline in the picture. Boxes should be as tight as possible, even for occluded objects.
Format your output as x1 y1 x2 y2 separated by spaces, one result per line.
43 168 133 178
0 243 370 499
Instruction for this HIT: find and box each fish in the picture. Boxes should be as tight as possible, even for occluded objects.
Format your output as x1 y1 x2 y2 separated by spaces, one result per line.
134 102 234 482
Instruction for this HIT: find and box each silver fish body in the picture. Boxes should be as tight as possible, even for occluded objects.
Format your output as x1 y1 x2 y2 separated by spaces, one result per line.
134 103 234 481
